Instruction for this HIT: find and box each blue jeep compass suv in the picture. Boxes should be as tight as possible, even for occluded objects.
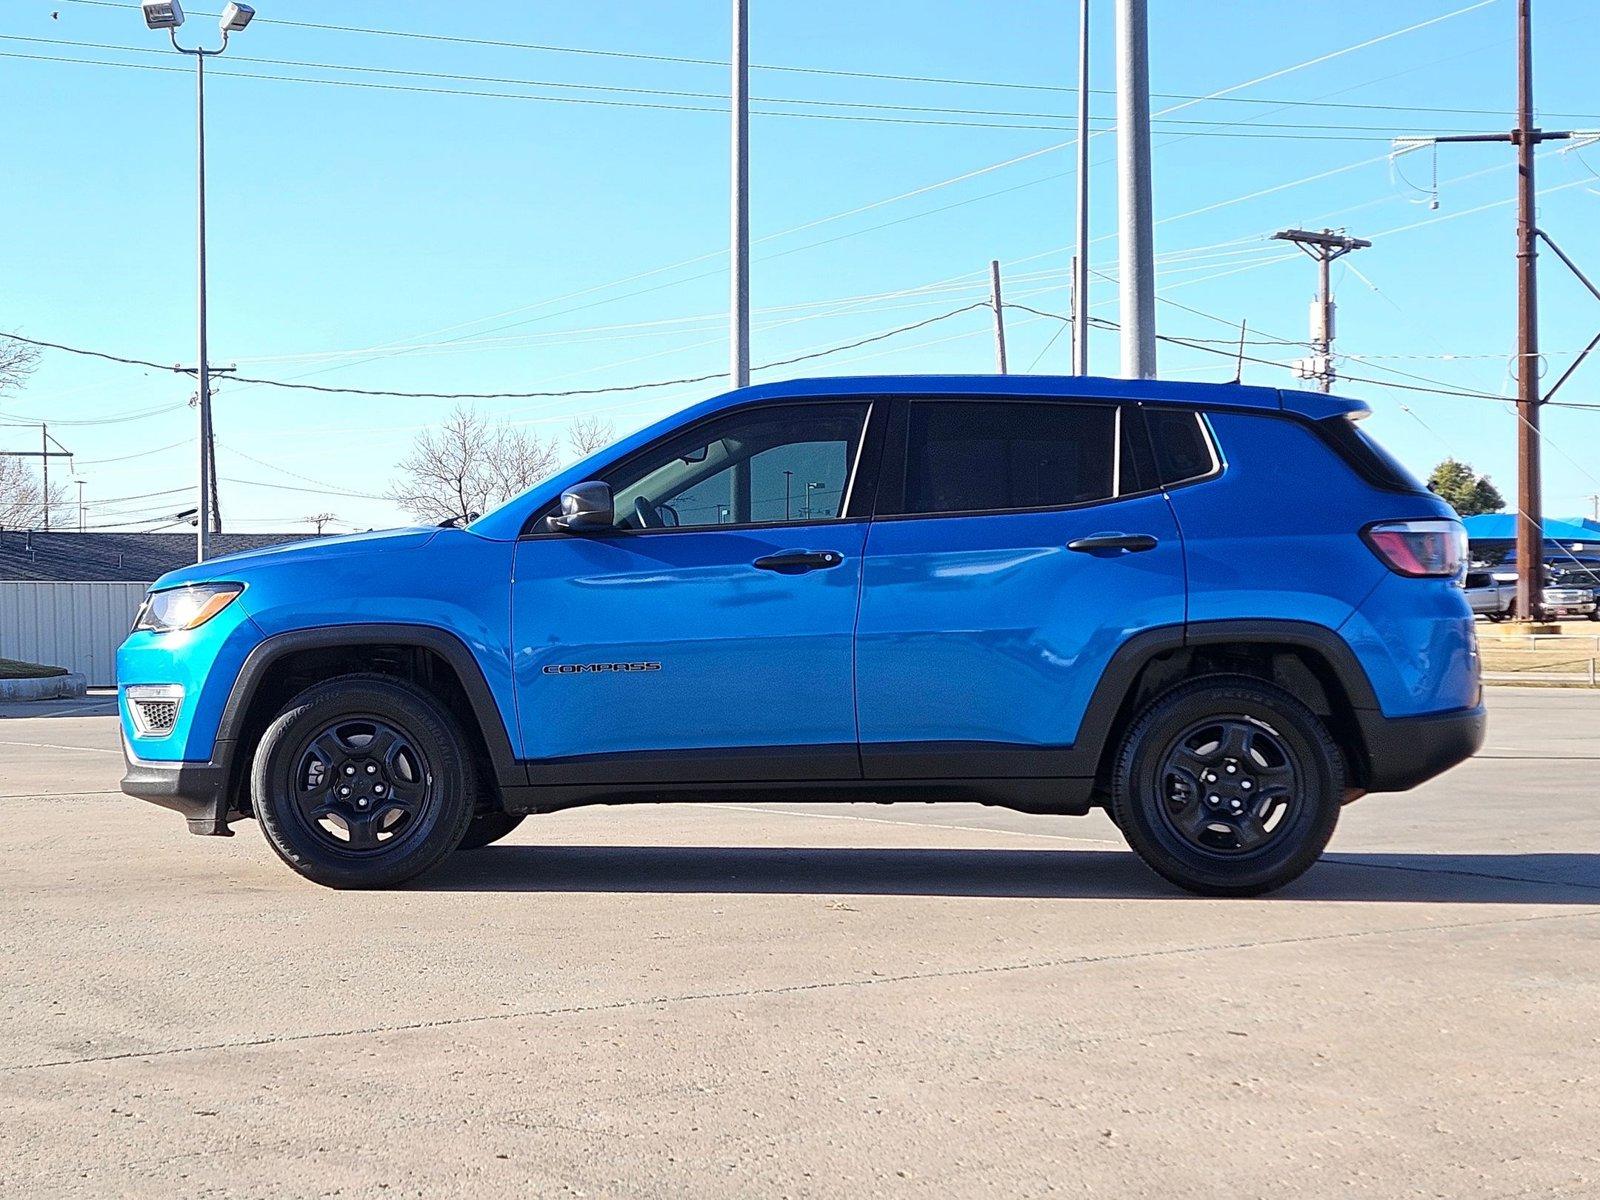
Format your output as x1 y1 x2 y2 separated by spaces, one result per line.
119 375 1484 895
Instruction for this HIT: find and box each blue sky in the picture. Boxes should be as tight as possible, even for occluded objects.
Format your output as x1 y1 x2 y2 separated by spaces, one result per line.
4 0 1600 533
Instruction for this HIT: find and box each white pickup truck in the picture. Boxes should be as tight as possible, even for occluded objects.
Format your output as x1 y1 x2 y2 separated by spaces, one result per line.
1466 568 1599 620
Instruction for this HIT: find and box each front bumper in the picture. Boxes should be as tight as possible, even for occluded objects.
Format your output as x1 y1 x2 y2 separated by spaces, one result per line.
121 736 237 836
1355 703 1487 792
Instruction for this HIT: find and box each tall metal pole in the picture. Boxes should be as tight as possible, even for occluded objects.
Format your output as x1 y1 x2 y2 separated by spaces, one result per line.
1513 0 1543 622
76 479 86 533
989 259 1009 374
195 49 213 563
1115 0 1156 379
41 423 49 531
1073 0 1091 375
730 0 750 390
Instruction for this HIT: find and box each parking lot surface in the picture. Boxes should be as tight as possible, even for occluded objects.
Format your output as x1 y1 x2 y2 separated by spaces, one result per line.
1 687 1597 1198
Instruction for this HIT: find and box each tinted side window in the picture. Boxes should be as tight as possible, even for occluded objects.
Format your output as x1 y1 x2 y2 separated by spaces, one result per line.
899 401 1115 516
1145 409 1217 485
605 403 869 530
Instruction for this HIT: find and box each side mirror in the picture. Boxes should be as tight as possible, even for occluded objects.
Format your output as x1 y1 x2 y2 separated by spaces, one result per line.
547 481 614 532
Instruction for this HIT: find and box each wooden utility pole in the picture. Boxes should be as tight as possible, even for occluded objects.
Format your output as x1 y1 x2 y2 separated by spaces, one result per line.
1395 0 1574 623
1271 228 1371 393
990 259 1009 374
0 425 72 530
1512 0 1543 624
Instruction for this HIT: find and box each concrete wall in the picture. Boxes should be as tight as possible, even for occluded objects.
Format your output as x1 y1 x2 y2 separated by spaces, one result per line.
0 582 148 686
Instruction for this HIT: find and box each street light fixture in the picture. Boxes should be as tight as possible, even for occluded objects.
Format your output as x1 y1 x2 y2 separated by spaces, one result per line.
140 0 183 29
137 1 257 562
219 3 255 32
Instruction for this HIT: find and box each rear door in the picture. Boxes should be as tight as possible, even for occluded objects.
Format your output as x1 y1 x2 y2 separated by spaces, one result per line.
854 397 1185 777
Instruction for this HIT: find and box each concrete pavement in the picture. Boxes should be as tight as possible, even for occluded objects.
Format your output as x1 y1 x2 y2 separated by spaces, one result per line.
0 687 1596 1198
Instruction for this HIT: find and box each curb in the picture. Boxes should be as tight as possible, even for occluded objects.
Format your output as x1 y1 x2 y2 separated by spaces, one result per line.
0 673 89 702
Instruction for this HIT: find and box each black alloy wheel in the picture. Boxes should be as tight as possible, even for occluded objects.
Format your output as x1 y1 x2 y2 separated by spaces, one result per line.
290 716 435 854
252 675 476 888
1111 676 1343 897
1156 717 1299 856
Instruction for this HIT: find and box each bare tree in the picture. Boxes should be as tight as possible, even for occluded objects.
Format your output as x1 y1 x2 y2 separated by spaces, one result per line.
0 336 41 397
0 457 63 530
0 336 60 529
567 414 616 459
388 405 561 524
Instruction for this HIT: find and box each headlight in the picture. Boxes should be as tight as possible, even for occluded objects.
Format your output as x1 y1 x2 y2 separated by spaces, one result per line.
132 583 244 633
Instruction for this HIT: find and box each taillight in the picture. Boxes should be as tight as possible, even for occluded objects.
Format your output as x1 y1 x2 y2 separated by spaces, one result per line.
1362 519 1468 579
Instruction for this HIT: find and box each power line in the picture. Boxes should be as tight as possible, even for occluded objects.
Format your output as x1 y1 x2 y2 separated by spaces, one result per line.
4 34 1552 139
7 304 988 402
1 47 1493 142
59 0 1550 122
1007 303 1600 412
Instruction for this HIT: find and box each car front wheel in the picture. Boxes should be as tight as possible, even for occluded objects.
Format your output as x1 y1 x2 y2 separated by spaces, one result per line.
1110 676 1343 897
251 674 477 888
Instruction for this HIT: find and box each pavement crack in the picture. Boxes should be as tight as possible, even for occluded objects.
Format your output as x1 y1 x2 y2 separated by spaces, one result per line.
6 905 1597 1074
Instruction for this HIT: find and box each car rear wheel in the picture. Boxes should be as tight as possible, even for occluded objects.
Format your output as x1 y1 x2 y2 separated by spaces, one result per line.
457 811 525 851
1110 675 1343 897
251 674 476 888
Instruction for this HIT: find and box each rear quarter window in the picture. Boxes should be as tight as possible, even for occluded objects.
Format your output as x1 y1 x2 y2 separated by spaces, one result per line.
1144 409 1218 486
1316 416 1428 494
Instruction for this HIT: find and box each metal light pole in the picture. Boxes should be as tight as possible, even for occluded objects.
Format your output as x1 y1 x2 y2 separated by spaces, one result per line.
730 0 751 390
140 1 256 563
1073 0 1091 375
1115 0 1157 379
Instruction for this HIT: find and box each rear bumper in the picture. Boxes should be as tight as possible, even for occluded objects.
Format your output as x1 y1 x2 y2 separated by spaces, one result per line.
1356 703 1486 792
120 737 237 835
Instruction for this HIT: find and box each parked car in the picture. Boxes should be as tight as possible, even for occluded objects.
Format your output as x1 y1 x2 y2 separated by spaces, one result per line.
1464 571 1513 621
1542 567 1599 619
119 376 1484 897
1491 567 1600 620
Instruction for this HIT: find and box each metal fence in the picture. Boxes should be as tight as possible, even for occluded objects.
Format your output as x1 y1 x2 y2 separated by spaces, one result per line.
0 581 148 686
1478 631 1600 688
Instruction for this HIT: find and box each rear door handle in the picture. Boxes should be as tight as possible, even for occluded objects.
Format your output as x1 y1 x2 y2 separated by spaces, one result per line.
1067 533 1159 554
753 549 845 572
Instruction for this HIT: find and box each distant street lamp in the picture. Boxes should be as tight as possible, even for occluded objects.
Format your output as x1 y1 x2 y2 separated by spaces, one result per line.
804 480 825 520
138 1 256 563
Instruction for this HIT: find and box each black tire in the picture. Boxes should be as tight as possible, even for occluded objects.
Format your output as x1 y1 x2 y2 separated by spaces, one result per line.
251 674 477 888
457 811 525 851
1110 675 1343 897
1485 610 1505 624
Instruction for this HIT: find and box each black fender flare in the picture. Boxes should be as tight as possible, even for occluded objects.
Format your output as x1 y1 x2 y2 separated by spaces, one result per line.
215 623 523 789
1067 618 1382 778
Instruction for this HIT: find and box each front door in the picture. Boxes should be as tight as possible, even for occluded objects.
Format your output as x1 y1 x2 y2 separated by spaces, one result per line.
511 399 878 782
855 397 1186 777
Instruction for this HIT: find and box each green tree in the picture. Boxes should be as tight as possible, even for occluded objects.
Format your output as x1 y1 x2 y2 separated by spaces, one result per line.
1428 458 1506 517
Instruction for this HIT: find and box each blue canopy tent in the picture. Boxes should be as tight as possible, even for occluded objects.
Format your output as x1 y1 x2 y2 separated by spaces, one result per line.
1462 514 1600 567
1461 514 1600 544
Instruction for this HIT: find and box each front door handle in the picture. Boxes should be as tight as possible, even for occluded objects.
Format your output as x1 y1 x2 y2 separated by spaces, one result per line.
753 549 845 573
1067 533 1159 554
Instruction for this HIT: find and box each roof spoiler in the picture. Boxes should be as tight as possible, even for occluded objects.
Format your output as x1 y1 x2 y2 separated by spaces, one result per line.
1276 388 1370 422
